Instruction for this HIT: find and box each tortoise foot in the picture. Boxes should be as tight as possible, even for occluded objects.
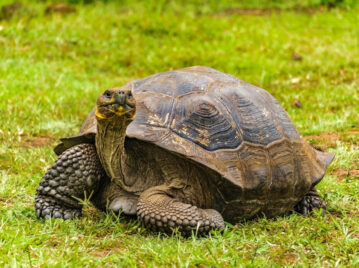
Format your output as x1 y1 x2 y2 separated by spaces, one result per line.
109 195 138 215
35 195 82 220
137 185 225 235
89 179 138 215
294 189 326 215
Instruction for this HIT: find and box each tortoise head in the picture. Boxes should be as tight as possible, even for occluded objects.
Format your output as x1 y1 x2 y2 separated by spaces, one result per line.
95 87 136 122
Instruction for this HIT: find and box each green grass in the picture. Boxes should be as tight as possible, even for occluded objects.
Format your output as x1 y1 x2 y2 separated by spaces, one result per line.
1 0 358 266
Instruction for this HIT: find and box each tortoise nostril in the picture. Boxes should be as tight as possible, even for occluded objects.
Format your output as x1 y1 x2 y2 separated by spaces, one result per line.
115 91 126 105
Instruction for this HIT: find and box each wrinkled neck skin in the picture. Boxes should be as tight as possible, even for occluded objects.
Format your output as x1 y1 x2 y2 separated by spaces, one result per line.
95 116 130 191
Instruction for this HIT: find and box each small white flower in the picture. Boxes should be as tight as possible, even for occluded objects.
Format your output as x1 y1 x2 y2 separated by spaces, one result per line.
290 77 301 84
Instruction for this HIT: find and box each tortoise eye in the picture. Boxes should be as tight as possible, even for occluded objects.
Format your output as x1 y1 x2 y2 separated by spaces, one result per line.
104 91 112 99
128 92 133 99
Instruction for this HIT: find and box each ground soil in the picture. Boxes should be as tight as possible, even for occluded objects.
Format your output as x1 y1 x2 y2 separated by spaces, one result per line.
20 135 55 148
332 168 359 180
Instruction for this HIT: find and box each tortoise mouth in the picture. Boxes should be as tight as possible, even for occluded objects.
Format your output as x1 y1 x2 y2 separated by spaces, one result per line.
109 103 135 116
96 101 136 120
107 102 133 111
111 96 135 114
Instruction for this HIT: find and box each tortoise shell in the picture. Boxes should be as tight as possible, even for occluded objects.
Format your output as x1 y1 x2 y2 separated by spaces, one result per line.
55 66 334 203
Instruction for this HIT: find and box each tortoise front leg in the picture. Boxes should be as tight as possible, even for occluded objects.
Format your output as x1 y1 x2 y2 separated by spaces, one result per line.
35 143 106 219
294 188 326 215
136 185 225 235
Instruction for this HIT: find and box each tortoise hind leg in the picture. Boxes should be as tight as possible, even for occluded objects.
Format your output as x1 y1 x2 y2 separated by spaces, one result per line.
90 179 138 216
294 188 326 215
35 143 105 219
136 185 225 235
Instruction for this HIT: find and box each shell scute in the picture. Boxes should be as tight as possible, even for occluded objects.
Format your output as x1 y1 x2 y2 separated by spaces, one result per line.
213 82 300 145
291 142 313 196
170 94 241 151
237 144 269 199
267 140 297 198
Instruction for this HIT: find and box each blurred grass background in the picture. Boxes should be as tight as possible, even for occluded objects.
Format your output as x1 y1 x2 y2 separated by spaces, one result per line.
0 0 358 266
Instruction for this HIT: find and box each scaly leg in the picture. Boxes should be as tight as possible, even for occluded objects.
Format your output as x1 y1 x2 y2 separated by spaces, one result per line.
294 188 326 215
136 185 224 235
35 143 105 219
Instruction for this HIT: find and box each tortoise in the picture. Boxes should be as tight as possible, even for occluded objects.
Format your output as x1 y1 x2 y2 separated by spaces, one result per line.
35 66 334 234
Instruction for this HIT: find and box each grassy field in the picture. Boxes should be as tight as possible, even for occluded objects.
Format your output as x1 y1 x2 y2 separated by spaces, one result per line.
0 0 358 266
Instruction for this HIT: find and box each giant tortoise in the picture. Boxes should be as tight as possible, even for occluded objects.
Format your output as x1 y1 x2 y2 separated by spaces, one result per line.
35 66 334 234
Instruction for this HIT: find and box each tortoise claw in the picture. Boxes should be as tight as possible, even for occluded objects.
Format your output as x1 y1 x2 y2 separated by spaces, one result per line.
35 195 82 220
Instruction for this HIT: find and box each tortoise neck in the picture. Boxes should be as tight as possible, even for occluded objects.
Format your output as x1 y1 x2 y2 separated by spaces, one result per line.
95 117 128 184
